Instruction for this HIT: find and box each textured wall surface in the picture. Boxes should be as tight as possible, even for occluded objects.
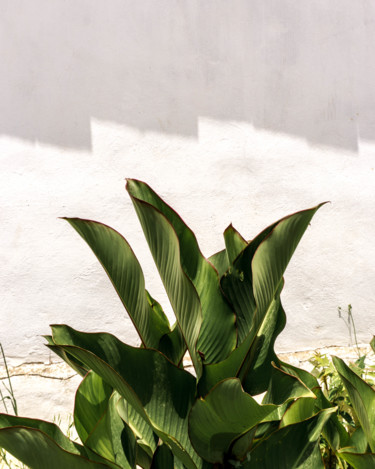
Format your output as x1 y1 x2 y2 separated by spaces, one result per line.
1 1 375 368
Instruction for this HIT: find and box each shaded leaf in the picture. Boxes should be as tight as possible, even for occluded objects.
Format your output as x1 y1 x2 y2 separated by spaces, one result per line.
150 444 174 469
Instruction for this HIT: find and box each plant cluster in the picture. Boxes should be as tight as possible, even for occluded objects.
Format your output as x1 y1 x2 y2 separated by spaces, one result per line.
309 321 375 468
0 180 374 469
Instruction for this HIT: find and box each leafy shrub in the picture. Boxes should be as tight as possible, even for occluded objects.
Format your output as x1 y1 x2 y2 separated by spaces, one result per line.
309 326 375 468
0 180 374 468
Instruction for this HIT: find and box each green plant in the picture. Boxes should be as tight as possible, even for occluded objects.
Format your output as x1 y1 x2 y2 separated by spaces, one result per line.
338 305 362 360
0 344 17 417
309 314 375 469
0 180 374 468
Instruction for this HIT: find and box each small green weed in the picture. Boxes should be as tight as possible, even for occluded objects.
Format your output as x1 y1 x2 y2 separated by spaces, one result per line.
309 305 375 468
0 344 26 469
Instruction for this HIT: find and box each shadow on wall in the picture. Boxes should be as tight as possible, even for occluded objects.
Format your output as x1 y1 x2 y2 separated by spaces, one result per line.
1 0 374 151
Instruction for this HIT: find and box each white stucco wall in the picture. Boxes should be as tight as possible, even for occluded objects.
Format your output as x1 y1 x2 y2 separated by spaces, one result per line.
1 1 375 369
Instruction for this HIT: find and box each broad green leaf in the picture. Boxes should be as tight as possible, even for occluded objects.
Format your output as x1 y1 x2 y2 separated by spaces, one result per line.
74 372 136 467
74 371 112 444
0 414 118 469
86 392 136 468
279 361 319 390
127 179 236 370
135 443 153 469
117 398 157 458
64 218 170 351
333 356 375 452
0 414 87 457
252 204 326 331
279 398 317 427
295 445 324 469
229 427 257 462
51 325 202 469
262 365 316 406
189 378 276 464
223 224 247 264
339 451 375 468
126 181 202 376
246 409 335 468
346 427 369 454
241 291 286 395
150 444 174 468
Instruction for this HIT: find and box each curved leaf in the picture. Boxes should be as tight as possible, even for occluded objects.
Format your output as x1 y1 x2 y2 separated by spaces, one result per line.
127 179 236 369
189 378 276 464
252 204 326 330
51 325 202 469
44 335 89 376
347 427 369 454
0 415 117 469
74 371 113 444
117 397 158 458
279 398 317 428
240 291 286 395
86 392 136 468
64 218 170 351
339 451 375 468
247 409 335 468
262 364 316 406
74 373 136 468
